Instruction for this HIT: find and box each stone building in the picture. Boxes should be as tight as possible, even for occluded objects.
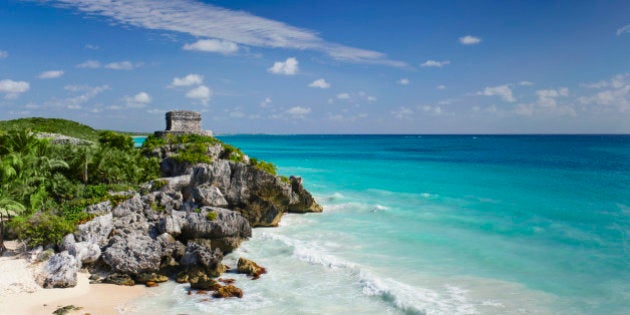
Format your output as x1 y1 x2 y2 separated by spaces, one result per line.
154 110 213 137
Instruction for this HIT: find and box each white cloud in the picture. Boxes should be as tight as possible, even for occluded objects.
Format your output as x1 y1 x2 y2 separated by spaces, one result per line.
0 50 8 59
337 93 350 100
617 25 630 36
186 85 212 105
419 105 443 115
536 88 568 108
436 85 446 90
309 78 330 89
42 0 404 66
398 78 410 85
367 96 377 102
147 108 166 115
171 74 204 87
183 39 239 54
105 61 139 70
478 84 516 102
0 79 30 99
286 106 311 118
260 97 272 108
260 97 272 107
420 60 451 67
268 57 299 75
63 84 110 109
76 60 101 68
38 70 65 79
519 81 533 86
125 92 152 108
391 107 414 120
459 35 482 45
85 44 99 50
579 74 630 112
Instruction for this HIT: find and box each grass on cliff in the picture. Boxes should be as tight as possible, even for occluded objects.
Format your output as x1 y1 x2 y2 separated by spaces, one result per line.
0 117 100 142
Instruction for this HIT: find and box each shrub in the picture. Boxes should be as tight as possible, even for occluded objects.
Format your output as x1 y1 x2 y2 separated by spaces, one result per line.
206 211 217 221
98 130 134 151
9 212 75 247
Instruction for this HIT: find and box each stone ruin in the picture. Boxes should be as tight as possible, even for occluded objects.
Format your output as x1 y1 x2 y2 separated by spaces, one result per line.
154 110 213 137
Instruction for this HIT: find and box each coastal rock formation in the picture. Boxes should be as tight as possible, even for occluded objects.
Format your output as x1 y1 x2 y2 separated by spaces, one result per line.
38 122 321 292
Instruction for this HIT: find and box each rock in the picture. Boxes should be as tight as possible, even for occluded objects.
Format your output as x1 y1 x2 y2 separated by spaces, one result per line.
180 208 251 240
180 243 225 277
288 176 323 213
41 251 79 288
237 257 267 280
102 234 162 274
104 273 135 286
145 281 159 287
193 184 228 207
189 272 221 290
135 272 168 284
85 200 112 216
74 213 113 247
213 285 243 298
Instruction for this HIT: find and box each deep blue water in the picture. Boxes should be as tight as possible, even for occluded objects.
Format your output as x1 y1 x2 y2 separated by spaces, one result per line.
134 135 630 314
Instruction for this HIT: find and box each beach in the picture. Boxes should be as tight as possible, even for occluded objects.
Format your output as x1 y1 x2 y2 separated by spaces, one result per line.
0 242 148 315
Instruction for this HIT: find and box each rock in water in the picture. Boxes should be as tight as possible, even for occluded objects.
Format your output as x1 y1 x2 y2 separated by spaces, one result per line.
41 251 79 288
237 257 267 280
288 176 323 213
213 285 243 298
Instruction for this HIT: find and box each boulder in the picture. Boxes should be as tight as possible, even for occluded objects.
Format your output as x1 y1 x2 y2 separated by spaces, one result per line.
41 251 79 288
102 234 162 274
180 243 225 277
74 213 113 247
237 257 267 280
189 272 221 290
288 176 323 213
213 285 243 298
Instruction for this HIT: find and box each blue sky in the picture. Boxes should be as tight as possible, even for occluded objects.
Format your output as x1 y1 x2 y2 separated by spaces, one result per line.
1 0 629 134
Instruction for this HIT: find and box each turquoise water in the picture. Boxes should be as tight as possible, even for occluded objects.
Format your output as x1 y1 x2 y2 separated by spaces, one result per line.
132 135 630 314
132 136 147 148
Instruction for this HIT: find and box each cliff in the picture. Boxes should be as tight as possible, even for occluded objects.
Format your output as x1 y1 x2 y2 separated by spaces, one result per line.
37 134 322 292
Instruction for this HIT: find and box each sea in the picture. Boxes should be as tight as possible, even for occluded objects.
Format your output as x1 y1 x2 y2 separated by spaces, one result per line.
130 135 630 315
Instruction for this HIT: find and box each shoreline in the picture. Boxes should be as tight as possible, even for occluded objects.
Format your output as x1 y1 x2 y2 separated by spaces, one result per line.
0 244 148 315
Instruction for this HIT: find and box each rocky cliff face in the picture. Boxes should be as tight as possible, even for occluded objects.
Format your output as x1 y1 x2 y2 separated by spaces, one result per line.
40 139 321 289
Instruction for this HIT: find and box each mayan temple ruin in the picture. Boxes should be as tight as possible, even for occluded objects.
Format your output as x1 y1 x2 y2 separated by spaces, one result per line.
154 110 213 137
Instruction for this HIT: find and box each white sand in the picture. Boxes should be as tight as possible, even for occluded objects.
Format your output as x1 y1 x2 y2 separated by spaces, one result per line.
0 241 148 315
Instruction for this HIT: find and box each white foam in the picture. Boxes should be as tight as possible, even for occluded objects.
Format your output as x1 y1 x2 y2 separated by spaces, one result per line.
259 232 479 315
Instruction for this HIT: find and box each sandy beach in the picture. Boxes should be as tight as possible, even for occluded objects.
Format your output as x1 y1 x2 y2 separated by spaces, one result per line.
0 242 148 315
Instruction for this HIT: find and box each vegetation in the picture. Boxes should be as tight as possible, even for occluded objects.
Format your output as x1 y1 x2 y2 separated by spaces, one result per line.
0 117 99 142
0 126 159 249
206 211 217 221
249 158 278 175
0 118 285 250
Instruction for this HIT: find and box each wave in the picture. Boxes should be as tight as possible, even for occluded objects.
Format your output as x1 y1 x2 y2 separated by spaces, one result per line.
259 232 478 315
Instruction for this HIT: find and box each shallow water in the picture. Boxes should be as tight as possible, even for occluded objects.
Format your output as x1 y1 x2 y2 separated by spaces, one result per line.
131 135 630 314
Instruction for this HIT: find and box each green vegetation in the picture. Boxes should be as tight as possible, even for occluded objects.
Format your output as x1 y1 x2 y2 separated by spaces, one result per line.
0 118 285 250
0 127 159 249
249 158 278 175
0 117 100 142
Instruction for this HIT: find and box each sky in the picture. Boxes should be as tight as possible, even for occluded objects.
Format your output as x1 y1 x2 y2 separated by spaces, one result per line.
1 0 629 134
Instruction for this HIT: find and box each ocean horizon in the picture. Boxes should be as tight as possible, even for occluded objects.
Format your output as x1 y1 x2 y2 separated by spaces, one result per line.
129 134 630 314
